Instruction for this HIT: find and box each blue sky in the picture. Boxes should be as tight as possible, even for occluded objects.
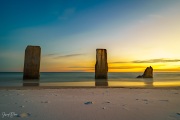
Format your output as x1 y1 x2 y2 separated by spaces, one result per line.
0 0 180 72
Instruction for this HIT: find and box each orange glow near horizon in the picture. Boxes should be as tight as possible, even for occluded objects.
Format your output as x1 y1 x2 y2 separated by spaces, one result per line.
40 59 180 72
40 43 180 72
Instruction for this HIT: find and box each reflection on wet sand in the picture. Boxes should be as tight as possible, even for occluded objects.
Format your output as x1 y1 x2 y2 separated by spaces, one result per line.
143 78 154 88
95 79 108 86
153 81 180 87
108 81 146 87
23 80 39 86
40 82 94 87
22 79 180 88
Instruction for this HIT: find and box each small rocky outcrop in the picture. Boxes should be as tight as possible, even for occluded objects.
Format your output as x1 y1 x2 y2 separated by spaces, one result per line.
137 66 153 78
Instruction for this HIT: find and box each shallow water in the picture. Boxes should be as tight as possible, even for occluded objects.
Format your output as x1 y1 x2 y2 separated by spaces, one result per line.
0 72 180 87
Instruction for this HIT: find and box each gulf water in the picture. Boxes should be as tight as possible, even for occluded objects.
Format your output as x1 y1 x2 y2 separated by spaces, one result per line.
0 72 180 87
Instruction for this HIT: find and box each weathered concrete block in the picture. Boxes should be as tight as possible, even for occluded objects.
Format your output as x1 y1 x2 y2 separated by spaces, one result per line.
137 66 153 78
95 49 108 79
23 46 41 80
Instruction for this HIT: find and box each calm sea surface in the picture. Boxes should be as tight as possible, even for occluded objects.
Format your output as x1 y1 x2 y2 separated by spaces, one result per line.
0 72 180 87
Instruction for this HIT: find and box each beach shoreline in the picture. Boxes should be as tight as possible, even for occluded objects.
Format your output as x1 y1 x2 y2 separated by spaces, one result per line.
0 88 180 120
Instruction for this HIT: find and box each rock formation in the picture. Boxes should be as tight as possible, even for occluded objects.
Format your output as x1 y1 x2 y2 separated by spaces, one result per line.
23 45 41 80
95 49 108 79
137 66 153 78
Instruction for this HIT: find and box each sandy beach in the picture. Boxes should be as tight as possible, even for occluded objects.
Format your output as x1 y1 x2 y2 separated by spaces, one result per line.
0 88 180 120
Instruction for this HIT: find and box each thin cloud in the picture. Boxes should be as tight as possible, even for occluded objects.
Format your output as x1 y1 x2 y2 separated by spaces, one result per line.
132 59 180 63
109 66 145 69
54 53 84 59
68 66 93 68
109 61 128 64
69 66 145 69
154 68 180 72
110 58 180 64
43 53 57 57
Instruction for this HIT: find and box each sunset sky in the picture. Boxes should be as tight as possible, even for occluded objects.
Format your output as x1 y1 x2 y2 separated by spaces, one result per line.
0 0 180 72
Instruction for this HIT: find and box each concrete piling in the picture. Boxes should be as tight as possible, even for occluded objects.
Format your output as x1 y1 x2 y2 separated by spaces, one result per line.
23 45 41 80
95 49 108 79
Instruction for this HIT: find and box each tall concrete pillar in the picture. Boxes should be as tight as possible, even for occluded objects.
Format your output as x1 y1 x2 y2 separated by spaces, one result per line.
23 45 41 80
95 49 108 79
